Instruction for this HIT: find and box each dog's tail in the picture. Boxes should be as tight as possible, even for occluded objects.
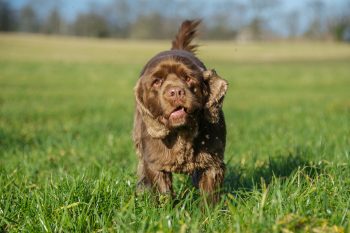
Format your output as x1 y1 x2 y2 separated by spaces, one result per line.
171 19 201 54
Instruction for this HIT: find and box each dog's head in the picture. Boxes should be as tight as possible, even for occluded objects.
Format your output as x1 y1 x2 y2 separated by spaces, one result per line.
135 51 227 138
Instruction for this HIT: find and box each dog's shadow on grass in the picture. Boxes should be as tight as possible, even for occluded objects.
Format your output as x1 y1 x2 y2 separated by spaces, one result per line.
224 149 319 193
170 148 321 205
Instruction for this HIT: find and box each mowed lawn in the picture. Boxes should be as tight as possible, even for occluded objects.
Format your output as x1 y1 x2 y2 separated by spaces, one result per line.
0 34 350 232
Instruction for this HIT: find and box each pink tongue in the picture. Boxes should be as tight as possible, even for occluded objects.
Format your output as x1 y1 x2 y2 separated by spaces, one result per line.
170 108 185 119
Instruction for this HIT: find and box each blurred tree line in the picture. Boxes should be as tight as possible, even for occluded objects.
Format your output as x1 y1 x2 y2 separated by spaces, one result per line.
1 0 350 41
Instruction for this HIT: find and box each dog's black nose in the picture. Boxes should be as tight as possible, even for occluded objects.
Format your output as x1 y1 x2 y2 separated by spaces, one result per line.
167 86 185 100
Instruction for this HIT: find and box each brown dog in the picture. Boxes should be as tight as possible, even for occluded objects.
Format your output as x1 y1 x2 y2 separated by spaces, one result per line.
133 20 228 203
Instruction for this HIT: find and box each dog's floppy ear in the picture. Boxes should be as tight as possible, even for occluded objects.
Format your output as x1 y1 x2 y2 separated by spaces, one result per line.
134 79 170 139
203 69 228 123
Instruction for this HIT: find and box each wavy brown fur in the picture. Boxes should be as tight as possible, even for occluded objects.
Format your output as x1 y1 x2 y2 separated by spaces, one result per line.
134 20 228 204
171 19 201 53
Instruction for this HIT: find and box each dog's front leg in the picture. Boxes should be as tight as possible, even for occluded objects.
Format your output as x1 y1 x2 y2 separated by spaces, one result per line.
140 162 173 194
192 165 225 204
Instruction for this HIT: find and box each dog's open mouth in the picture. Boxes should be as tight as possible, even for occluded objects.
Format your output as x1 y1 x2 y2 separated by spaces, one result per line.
169 106 187 122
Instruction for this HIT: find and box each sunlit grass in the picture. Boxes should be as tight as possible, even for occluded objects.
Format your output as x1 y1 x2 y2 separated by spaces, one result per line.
1 33 350 64
0 33 349 232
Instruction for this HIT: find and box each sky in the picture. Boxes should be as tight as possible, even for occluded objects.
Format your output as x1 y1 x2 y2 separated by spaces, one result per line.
8 0 349 20
6 0 350 37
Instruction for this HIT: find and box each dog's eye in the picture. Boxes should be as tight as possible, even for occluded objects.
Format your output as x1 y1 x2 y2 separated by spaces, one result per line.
152 78 162 88
185 75 191 83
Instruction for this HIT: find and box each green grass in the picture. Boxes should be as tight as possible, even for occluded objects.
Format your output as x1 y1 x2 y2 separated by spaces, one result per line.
1 33 350 232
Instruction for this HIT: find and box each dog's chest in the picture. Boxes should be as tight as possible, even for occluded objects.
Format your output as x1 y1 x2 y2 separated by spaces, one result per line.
161 133 197 173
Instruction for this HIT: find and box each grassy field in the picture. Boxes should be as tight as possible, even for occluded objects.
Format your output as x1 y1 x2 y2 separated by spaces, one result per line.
0 33 350 232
